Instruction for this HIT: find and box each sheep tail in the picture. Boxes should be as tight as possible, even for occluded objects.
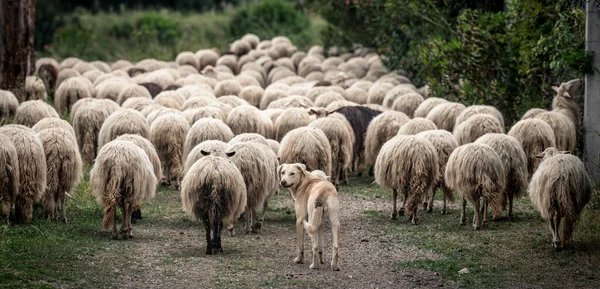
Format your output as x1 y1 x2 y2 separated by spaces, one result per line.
303 197 324 236
208 186 221 233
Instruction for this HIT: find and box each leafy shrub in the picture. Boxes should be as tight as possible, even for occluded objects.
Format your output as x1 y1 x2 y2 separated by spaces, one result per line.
133 12 181 45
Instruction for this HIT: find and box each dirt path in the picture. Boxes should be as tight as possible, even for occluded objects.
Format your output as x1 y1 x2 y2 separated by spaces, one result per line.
81 189 456 289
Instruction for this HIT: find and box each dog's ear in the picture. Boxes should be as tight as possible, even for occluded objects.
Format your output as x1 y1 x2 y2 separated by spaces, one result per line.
201 150 210 156
277 165 283 177
295 163 308 174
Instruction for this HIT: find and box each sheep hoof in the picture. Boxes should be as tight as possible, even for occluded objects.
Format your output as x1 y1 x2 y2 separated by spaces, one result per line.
294 256 303 264
553 241 562 250
427 207 433 214
441 210 447 215
459 221 466 226
309 263 319 270
473 225 480 230
331 264 340 271
391 213 397 220
398 209 405 216
112 234 119 240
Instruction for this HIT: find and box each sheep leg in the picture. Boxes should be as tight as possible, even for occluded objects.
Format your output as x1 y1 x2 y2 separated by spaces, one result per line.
1 199 10 225
400 191 407 216
460 198 467 226
473 197 481 230
482 198 488 228
391 189 398 220
216 221 223 253
341 167 349 185
203 217 212 255
442 187 449 215
119 203 129 239
259 198 269 223
427 187 436 213
126 202 134 238
111 209 118 239
244 209 251 234
44 195 56 221
251 208 261 233
60 190 68 223
551 213 562 249
508 193 514 217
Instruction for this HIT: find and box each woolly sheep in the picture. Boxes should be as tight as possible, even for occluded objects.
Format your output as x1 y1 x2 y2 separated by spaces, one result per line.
521 108 547 120
391 92 424 118
14 100 59 127
366 82 394 105
176 51 199 70
274 108 312 141
229 133 269 147
55 77 92 115
31 118 77 142
445 143 505 229
91 140 157 239
37 128 82 222
535 111 576 153
181 155 246 254
72 102 110 165
0 90 19 122
139 82 163 98
117 84 152 105
374 135 439 224
314 92 345 108
308 117 353 188
239 86 265 107
0 135 19 224
382 85 417 108
266 139 280 155
551 78 583 127
122 97 155 112
98 108 150 150
196 49 220 70
455 105 505 129
183 140 232 177
364 111 411 167
508 118 556 175
278 127 332 176
146 108 181 127
452 114 504 145
0 125 47 223
398 117 437 135
56 68 81 88
115 134 162 185
426 102 466 132
229 141 279 233
96 81 129 101
267 96 314 109
25 76 47 101
260 89 287 109
150 113 190 189
343 87 367 104
413 97 449 118
415 130 458 214
183 107 226 125
183 118 234 159
218 95 248 108
475 133 528 216
528 147 591 249
37 63 59 90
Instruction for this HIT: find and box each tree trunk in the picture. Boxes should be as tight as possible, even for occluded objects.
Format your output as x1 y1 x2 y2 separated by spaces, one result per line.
0 0 36 101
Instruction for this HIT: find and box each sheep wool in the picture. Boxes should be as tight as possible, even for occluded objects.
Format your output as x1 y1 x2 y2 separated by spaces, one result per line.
374 135 439 224
13 100 60 127
452 113 504 145
508 118 556 175
116 134 163 181
150 113 190 189
413 97 449 118
364 111 410 167
454 105 505 129
90 140 157 239
180 155 247 254
398 117 437 135
0 89 19 122
274 108 312 141
183 118 234 159
308 117 353 188
528 147 592 248
278 126 332 176
72 102 110 165
0 135 19 224
426 102 466 132
534 111 576 153
98 108 150 150
445 143 505 229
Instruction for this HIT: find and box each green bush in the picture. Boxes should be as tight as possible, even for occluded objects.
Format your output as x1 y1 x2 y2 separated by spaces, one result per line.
228 0 322 51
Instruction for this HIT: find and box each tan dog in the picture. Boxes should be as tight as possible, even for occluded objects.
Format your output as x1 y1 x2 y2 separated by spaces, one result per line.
278 163 340 271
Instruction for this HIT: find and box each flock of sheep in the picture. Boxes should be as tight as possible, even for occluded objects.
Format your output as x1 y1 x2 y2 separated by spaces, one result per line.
0 33 594 268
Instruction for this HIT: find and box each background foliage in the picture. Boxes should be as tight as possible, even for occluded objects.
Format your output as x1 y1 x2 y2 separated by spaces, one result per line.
304 0 592 124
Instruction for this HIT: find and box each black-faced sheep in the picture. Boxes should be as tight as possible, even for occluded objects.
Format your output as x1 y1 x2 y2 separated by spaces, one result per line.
474 133 528 217
364 111 410 168
308 117 353 188
0 125 47 223
37 128 82 222
278 127 332 176
508 118 556 175
0 135 19 224
528 147 591 249
452 114 504 145
415 130 458 214
229 141 279 233
374 135 439 224
397 117 437 135
426 102 466 132
150 113 190 189
13 100 60 127
183 118 234 159
181 155 247 254
91 140 157 239
98 108 150 150
445 143 505 229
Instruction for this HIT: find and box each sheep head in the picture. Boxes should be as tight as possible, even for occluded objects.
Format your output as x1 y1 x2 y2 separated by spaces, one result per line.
535 147 569 160
552 78 584 99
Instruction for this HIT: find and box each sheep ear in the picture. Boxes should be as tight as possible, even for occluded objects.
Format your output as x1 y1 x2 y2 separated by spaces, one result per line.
560 150 570 155
535 152 544 159
226 151 236 157
326 110 334 116
551 86 559 93
201 150 210 156
326 175 331 181
308 109 317 115
562 91 572 98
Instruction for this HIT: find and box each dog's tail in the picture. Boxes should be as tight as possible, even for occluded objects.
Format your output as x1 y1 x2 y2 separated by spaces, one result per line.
303 198 324 236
